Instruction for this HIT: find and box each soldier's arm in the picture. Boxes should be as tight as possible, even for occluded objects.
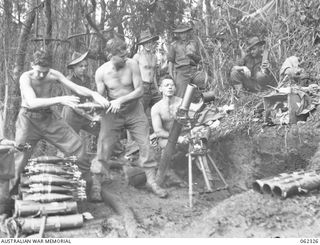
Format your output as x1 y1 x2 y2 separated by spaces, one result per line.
167 45 175 79
53 69 109 108
95 67 107 96
20 72 76 109
132 53 139 64
153 56 159 90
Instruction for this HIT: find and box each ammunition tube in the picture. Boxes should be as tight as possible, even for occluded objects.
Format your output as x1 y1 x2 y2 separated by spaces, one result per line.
15 200 78 217
23 193 74 203
17 214 83 233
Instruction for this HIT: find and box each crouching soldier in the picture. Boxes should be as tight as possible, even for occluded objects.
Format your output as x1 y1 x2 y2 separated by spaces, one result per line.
230 36 277 93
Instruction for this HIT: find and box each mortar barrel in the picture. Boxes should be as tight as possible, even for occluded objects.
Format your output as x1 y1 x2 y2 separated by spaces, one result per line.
17 213 83 233
15 200 78 217
180 84 197 110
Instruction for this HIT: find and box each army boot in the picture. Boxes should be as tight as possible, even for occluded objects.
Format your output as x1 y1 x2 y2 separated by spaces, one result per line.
145 168 168 198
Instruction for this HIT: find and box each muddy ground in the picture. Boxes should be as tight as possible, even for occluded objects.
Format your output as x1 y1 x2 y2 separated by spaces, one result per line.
37 104 320 238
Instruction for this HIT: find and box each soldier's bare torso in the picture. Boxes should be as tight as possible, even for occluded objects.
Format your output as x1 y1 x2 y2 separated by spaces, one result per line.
21 70 57 107
153 96 182 132
134 52 157 83
96 59 135 99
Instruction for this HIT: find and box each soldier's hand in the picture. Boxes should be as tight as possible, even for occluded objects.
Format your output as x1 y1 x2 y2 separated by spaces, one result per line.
106 98 122 114
242 66 251 78
0 139 16 153
0 139 16 146
177 136 189 144
60 95 80 108
92 92 110 109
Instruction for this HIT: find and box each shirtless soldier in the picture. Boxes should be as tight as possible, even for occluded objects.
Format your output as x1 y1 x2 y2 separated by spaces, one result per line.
10 50 109 196
94 38 168 198
133 29 161 112
152 77 211 186
151 77 189 148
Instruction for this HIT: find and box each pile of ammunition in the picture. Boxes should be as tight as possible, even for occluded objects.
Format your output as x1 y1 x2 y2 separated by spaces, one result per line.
253 168 320 199
14 156 87 234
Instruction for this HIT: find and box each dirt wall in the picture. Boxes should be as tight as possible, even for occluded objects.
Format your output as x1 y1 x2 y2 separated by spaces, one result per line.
208 118 320 193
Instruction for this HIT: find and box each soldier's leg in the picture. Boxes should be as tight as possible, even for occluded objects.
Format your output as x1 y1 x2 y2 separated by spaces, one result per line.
10 110 40 195
175 69 190 98
142 82 152 112
256 71 277 91
57 107 84 157
90 113 122 201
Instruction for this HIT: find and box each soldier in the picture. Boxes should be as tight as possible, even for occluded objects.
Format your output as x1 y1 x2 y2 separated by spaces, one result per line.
61 51 104 202
168 24 201 97
94 38 168 198
133 29 161 113
10 49 109 197
230 36 277 93
62 51 99 136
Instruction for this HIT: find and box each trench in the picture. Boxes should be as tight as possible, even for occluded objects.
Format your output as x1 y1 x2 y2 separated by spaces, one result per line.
13 109 320 238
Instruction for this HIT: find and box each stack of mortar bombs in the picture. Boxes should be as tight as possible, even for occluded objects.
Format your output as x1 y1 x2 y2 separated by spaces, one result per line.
252 168 320 199
14 156 87 235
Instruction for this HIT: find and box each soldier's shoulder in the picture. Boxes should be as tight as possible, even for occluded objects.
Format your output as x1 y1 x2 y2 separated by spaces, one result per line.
151 100 162 113
96 61 111 73
126 58 139 66
20 70 32 81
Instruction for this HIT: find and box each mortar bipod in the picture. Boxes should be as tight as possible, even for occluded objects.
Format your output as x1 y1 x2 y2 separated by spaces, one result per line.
187 144 229 208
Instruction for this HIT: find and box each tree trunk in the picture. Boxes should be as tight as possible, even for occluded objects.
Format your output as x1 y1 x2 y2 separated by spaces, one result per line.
44 0 53 64
204 0 212 37
7 8 37 139
2 0 13 137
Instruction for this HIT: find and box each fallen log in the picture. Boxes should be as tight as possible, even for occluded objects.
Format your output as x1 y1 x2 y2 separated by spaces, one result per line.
101 182 138 237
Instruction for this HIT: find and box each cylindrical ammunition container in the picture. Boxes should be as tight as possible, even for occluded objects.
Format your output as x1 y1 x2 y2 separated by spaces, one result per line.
23 193 74 203
252 170 304 194
20 185 75 195
273 170 320 198
15 200 78 217
17 213 83 233
20 174 76 187
253 174 290 194
29 156 77 163
25 164 77 176
262 171 304 194
272 177 303 198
